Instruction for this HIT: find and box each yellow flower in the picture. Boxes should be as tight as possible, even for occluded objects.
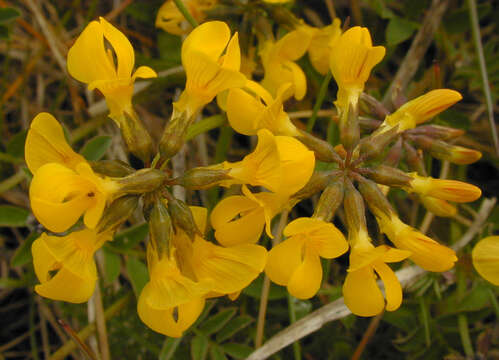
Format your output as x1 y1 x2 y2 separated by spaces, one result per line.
407 173 482 203
383 89 463 132
306 19 342 75
191 237 267 295
173 205 268 297
138 242 211 337
472 236 499 285
25 112 85 174
260 27 313 100
377 214 457 272
211 186 287 246
222 129 282 192
67 17 157 122
343 238 410 317
32 229 112 303
329 26 385 111
155 0 217 35
29 162 119 232
221 129 315 195
176 21 246 117
226 81 299 136
266 217 348 299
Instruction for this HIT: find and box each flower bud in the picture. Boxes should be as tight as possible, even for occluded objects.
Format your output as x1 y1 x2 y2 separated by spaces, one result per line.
360 93 389 119
360 165 412 187
408 174 481 203
339 103 360 151
357 177 394 219
410 135 482 165
159 110 192 160
296 130 342 163
292 171 332 201
419 195 457 217
167 196 201 240
144 197 173 258
343 180 367 233
96 195 140 233
115 168 167 197
407 125 465 140
177 167 231 190
90 160 134 177
384 138 403 167
119 111 154 164
403 142 427 175
313 179 344 221
358 124 399 162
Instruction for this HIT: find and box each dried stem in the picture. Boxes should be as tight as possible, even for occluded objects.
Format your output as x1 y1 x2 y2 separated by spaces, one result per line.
382 0 449 105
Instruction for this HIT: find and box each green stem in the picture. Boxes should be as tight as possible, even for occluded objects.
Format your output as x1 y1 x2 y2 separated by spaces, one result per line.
488 287 499 318
418 296 431 347
307 71 332 132
173 0 198 28
287 294 302 360
0 170 25 194
457 267 474 357
467 0 499 155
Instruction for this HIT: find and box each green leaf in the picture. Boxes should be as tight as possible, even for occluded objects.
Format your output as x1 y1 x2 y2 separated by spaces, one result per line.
216 315 253 343
103 247 121 284
0 7 20 24
126 257 149 297
6 130 27 158
81 136 112 161
199 308 237 336
191 335 209 360
11 232 39 267
220 343 253 359
114 222 149 249
0 205 29 227
209 345 228 360
386 17 419 46
366 0 395 19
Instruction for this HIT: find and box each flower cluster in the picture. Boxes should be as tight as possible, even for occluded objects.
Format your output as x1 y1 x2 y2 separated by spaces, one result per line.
25 2 485 339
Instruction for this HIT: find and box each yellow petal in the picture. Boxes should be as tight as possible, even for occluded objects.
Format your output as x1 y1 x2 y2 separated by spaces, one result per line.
275 28 312 61
409 175 482 203
132 66 158 80
420 195 457 217
211 195 266 246
226 88 262 135
35 267 97 303
25 112 85 174
373 261 402 311
138 294 205 337
385 220 457 272
190 206 208 234
275 136 315 196
343 266 385 317
221 33 241 71
67 20 116 84
265 235 304 286
287 248 322 299
192 239 267 294
99 17 134 78
32 230 101 303
182 21 230 62
386 89 462 129
472 236 499 285
283 60 307 100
